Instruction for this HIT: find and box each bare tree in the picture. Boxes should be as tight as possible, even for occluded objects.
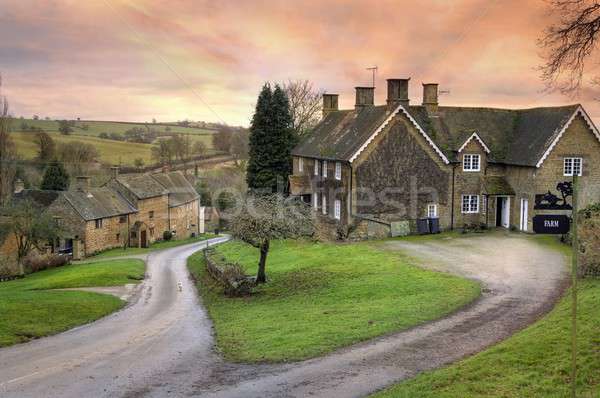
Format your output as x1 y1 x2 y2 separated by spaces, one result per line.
3 199 61 274
34 131 56 163
230 194 314 283
230 130 249 171
0 75 17 205
283 79 324 137
539 0 600 94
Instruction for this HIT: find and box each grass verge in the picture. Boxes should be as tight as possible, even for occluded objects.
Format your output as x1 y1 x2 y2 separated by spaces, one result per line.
0 259 145 347
372 237 600 398
90 233 215 259
188 239 480 363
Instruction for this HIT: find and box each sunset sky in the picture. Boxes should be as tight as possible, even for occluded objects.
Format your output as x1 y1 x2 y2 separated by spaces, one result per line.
1 0 599 126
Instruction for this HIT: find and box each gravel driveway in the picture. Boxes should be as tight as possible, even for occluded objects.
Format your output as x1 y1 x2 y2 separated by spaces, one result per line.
0 232 568 398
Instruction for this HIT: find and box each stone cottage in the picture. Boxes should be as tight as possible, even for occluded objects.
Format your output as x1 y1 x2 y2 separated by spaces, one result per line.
106 168 170 247
290 78 600 238
6 170 203 259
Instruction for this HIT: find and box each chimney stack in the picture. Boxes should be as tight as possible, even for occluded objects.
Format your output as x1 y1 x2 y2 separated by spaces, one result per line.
422 83 439 112
110 166 119 179
355 87 374 110
322 93 339 118
75 176 91 192
14 178 24 194
386 78 410 110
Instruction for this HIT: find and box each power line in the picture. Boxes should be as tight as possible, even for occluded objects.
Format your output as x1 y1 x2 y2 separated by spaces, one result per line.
101 0 227 125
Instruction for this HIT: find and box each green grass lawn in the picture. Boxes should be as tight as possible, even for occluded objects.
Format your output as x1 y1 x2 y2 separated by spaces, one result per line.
188 239 481 363
0 259 145 347
91 233 215 259
372 237 600 398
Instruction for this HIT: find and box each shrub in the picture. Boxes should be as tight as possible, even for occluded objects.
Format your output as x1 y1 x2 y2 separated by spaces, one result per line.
0 256 20 279
163 230 173 241
578 203 600 278
22 253 70 273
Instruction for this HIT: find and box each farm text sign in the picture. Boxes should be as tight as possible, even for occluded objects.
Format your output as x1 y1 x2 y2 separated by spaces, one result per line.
532 215 571 234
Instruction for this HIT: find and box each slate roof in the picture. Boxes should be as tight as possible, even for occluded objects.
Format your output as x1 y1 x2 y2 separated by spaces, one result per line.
292 106 390 161
151 171 199 207
293 103 582 166
63 188 137 221
115 174 167 199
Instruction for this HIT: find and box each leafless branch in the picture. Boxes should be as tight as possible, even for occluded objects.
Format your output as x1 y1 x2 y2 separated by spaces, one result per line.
539 0 600 95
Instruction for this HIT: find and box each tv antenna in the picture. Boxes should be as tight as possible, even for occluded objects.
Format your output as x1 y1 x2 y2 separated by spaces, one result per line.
366 66 378 88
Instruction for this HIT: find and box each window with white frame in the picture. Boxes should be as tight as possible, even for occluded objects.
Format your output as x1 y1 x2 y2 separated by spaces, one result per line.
461 195 479 213
427 204 438 218
463 154 481 172
298 157 303 173
564 157 582 176
322 194 327 215
334 199 341 220
314 159 320 176
323 160 328 178
335 162 342 180
313 193 318 208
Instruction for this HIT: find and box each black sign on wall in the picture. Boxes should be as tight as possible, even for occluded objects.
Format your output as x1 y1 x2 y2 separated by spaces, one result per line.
533 215 571 234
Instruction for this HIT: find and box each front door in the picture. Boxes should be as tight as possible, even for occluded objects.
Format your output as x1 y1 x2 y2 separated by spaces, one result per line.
520 198 529 231
496 197 511 228
140 230 147 248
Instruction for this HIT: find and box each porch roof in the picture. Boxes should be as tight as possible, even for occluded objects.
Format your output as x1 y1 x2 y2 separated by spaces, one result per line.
482 176 516 196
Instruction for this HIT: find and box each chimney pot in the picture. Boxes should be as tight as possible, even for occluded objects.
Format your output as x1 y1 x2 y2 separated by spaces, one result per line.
422 83 439 112
355 87 374 109
386 78 410 110
75 176 91 192
322 93 339 118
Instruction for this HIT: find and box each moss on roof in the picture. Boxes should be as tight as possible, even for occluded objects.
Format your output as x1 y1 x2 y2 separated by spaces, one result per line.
293 103 582 166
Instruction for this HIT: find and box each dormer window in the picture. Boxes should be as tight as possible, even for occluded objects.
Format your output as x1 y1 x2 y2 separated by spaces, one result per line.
463 154 481 172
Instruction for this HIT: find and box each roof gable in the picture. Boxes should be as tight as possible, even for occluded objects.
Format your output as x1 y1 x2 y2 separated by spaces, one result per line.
535 106 600 168
458 132 490 154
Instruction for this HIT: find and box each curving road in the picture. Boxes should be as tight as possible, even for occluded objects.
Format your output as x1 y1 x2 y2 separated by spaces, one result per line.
0 233 568 398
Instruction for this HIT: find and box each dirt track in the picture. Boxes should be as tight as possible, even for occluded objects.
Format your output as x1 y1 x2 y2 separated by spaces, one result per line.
0 232 568 398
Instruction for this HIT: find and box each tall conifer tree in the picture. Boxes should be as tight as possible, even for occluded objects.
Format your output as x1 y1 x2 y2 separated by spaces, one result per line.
246 84 296 193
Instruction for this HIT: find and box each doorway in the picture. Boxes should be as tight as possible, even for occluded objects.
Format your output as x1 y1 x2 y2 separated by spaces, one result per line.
496 196 510 228
140 230 148 248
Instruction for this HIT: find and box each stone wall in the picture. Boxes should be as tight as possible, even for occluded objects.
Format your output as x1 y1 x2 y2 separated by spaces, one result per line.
83 215 130 255
293 156 352 227
353 119 451 231
169 200 200 239
130 195 169 244
452 139 488 228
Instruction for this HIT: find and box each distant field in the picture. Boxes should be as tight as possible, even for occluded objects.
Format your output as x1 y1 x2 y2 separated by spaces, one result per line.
12 131 215 166
11 118 217 138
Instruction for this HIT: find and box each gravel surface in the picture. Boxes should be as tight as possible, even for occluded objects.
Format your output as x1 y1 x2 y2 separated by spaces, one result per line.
0 232 568 398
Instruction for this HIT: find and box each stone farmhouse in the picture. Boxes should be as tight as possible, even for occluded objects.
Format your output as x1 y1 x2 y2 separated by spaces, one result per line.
290 78 600 239
6 170 203 259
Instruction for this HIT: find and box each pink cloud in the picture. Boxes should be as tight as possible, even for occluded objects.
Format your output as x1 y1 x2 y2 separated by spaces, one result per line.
0 0 597 126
